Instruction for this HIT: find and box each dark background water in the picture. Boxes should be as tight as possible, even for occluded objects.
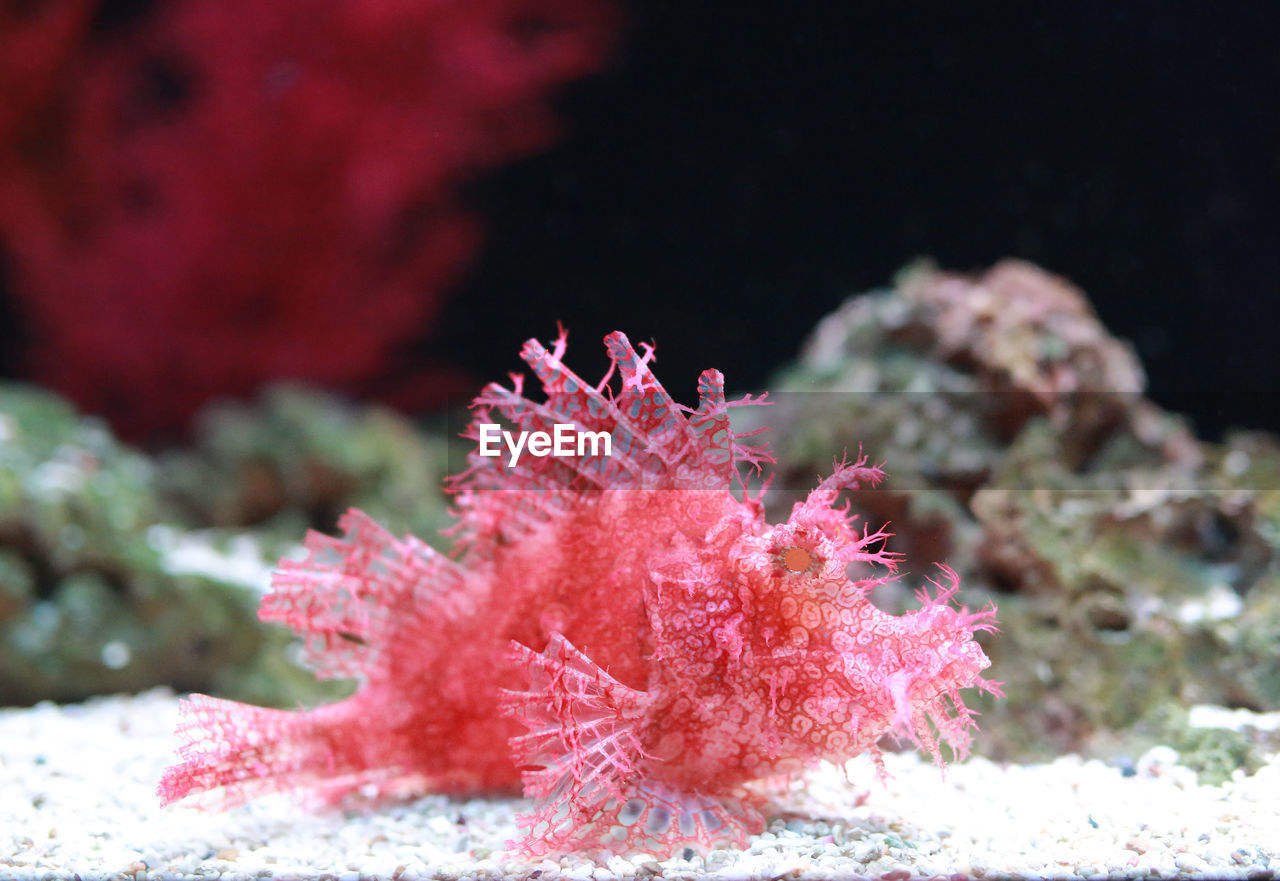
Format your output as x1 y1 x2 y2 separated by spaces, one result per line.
2 0 1277 440
441 0 1280 440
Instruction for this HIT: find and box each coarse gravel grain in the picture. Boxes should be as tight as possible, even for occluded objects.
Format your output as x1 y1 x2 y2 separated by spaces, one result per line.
1 689 1277 880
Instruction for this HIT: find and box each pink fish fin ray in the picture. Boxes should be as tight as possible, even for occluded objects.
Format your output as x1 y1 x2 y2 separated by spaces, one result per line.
262 508 467 681
499 633 764 854
447 330 783 554
453 330 765 507
685 368 777 493
723 390 776 478
157 694 393 808
501 644 763 856
499 632 656 854
594 356 618 394
605 333 743 490
723 389 771 410
716 385 776 456
550 320 569 360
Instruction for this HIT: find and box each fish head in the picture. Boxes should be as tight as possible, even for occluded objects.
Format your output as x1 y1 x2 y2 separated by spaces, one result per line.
728 455 998 767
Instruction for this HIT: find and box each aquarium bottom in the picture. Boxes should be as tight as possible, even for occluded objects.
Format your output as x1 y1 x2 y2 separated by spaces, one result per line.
1 690 1276 881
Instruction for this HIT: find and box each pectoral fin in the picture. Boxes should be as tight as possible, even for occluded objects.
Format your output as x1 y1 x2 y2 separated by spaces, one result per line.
500 632 762 855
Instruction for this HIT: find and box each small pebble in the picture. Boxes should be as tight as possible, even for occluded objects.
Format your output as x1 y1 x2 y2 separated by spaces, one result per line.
852 842 883 863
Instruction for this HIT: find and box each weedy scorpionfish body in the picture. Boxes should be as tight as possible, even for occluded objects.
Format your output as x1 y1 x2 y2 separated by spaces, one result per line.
159 329 1001 856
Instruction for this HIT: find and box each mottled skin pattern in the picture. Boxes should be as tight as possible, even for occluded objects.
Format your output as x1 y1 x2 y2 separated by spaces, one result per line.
158 329 1001 857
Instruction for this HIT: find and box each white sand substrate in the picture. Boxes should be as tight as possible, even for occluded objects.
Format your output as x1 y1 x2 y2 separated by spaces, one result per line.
1 689 1276 881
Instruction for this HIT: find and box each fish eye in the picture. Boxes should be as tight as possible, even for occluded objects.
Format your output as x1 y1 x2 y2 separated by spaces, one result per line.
782 547 812 573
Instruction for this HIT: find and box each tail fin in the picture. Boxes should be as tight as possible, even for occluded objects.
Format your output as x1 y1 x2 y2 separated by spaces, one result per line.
157 695 401 808
159 509 467 808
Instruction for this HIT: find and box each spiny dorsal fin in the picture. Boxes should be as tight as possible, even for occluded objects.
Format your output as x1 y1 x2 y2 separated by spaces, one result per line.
448 329 772 554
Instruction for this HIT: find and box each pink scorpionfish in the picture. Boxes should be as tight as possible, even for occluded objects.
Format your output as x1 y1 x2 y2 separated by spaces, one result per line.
159 329 1001 857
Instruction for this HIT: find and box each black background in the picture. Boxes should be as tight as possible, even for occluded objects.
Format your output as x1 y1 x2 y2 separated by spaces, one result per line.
440 0 1280 440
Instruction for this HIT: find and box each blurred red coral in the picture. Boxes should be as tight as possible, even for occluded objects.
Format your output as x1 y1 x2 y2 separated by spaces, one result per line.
0 0 616 440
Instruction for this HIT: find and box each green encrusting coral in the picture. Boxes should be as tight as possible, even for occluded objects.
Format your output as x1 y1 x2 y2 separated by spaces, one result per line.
155 385 458 545
0 383 454 708
740 260 1280 780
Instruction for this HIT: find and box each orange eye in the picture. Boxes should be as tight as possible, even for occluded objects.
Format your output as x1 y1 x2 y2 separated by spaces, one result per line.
782 547 812 573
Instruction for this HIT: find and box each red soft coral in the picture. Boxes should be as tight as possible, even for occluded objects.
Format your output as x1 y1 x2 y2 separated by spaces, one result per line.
0 0 616 439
